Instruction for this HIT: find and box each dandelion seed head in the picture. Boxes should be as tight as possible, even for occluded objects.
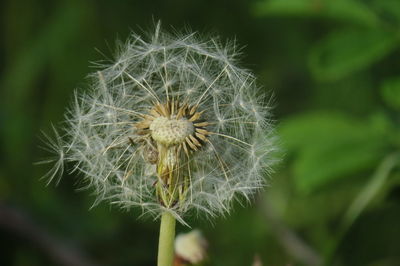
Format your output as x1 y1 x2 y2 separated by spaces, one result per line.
43 22 277 223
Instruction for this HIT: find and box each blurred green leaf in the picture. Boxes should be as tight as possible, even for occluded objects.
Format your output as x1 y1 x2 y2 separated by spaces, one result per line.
279 112 390 194
380 77 400 110
371 0 400 25
253 0 379 27
0 2 86 169
342 153 399 230
309 29 399 81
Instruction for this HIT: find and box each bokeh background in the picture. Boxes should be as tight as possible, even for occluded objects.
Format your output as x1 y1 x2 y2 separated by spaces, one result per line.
1 0 400 265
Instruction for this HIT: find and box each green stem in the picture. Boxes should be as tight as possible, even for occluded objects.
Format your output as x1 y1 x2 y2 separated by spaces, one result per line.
157 212 176 266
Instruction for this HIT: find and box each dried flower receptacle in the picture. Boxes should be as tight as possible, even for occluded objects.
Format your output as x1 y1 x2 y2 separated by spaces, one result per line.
134 100 211 209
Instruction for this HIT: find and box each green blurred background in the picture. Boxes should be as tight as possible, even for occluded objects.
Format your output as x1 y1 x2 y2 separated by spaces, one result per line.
1 0 400 265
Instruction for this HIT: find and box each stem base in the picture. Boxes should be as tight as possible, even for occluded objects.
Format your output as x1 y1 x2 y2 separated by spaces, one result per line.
157 212 176 266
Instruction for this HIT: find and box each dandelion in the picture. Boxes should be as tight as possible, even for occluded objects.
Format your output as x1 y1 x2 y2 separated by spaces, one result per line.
44 23 276 266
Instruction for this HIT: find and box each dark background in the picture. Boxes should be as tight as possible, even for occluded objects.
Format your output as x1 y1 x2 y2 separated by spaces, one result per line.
1 0 400 265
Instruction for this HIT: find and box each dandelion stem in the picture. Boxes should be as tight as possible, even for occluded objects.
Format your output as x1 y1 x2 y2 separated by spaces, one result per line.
157 212 176 266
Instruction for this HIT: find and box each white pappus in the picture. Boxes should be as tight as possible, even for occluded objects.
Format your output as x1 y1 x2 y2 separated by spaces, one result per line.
43 23 277 224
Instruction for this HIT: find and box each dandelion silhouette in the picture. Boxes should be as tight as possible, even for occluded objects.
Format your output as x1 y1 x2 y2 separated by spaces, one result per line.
43 22 276 266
